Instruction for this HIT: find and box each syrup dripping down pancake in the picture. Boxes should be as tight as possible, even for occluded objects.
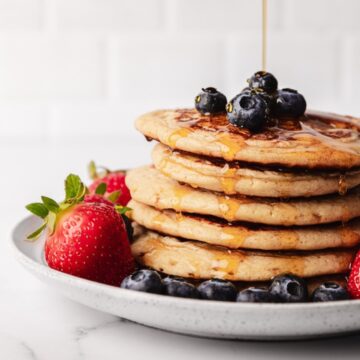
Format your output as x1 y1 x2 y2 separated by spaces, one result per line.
152 143 360 197
131 230 356 281
128 200 360 251
136 109 360 169
126 166 360 226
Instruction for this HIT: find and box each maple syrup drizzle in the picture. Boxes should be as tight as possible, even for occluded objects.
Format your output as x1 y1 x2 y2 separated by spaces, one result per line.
168 128 191 148
218 196 240 222
262 0 267 71
171 109 360 168
219 167 237 194
338 174 348 195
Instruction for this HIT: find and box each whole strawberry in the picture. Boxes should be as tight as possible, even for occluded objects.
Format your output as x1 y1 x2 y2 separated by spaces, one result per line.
84 193 113 206
348 251 360 299
88 161 131 206
84 192 134 242
26 174 134 286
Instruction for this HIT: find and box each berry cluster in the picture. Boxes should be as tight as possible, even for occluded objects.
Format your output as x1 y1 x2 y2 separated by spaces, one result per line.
194 71 307 132
121 270 350 303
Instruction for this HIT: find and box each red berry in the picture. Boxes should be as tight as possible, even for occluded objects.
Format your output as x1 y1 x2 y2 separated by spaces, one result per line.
84 193 113 206
26 174 134 286
348 251 360 299
45 202 134 286
89 172 131 206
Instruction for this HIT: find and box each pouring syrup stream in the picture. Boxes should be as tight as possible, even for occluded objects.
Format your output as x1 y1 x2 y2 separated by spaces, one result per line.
262 0 267 71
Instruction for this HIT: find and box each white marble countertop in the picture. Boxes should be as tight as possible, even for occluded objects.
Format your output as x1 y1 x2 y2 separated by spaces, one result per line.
2 137 360 360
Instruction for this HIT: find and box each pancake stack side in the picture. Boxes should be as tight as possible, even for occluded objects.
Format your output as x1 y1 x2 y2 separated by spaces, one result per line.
126 109 360 283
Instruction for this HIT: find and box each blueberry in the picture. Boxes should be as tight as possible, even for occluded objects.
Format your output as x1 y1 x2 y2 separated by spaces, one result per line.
237 287 276 303
163 276 200 299
195 87 227 115
269 274 308 302
241 87 276 112
311 282 350 302
274 88 306 118
226 92 268 132
197 279 237 301
121 269 164 294
248 71 278 93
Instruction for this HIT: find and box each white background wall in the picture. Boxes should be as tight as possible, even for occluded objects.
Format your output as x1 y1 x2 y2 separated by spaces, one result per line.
3 2 360 353
1 0 360 142
3 0 360 215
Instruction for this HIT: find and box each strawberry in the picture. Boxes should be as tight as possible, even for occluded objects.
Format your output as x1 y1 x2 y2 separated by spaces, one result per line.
84 193 113 206
84 191 134 242
88 161 131 206
26 174 135 286
348 251 360 299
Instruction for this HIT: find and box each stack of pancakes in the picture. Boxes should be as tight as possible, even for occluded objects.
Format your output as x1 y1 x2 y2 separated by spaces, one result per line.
126 108 360 285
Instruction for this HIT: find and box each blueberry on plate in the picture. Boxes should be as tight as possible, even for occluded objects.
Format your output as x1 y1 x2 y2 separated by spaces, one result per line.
197 279 237 301
248 71 278 93
237 287 276 303
195 87 227 115
163 276 200 299
121 269 164 294
269 274 308 303
274 88 306 118
311 282 350 302
226 91 268 132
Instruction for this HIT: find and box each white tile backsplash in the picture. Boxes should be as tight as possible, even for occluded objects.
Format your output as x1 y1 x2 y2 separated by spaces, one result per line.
0 0 359 141
0 0 42 29
0 34 106 99
56 0 164 31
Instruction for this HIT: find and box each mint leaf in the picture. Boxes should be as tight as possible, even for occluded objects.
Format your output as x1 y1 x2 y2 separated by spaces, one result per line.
95 182 107 195
26 203 49 219
27 223 47 241
107 190 121 203
41 196 60 213
115 205 131 215
65 174 82 201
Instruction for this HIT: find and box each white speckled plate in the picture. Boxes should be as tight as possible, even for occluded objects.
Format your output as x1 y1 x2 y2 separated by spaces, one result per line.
12 216 360 340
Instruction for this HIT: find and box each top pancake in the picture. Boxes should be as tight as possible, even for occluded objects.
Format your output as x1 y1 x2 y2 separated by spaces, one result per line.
136 108 360 169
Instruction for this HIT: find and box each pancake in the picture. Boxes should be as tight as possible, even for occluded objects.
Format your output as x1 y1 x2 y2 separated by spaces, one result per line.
126 166 360 226
152 143 360 197
131 230 356 281
136 109 360 169
129 200 360 250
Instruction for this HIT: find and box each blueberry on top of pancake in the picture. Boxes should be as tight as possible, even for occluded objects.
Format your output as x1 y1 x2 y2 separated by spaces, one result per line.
226 91 270 132
136 108 360 169
226 71 306 132
195 87 227 115
194 72 307 133
248 71 278 93
274 88 307 118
